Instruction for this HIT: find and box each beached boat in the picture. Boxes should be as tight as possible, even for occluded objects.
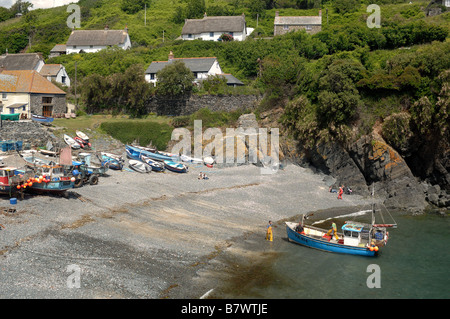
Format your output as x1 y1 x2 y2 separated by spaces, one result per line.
74 153 108 175
28 165 74 194
286 201 396 257
125 145 173 162
0 167 33 195
39 149 58 157
64 134 81 149
180 154 203 163
101 152 124 170
31 114 54 123
140 154 165 172
203 156 215 166
129 159 152 173
164 160 187 173
76 130 89 141
73 136 88 148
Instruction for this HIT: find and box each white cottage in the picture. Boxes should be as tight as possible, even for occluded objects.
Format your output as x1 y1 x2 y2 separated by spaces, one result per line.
66 26 131 54
181 14 247 41
145 51 223 85
39 64 71 87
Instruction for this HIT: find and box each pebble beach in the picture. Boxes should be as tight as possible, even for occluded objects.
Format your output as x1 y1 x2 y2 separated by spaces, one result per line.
0 158 373 299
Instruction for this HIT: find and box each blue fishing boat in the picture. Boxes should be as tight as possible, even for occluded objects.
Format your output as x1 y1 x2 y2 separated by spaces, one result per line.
31 114 54 123
286 203 396 257
28 165 74 194
125 145 174 162
164 160 187 173
101 152 124 170
140 154 165 172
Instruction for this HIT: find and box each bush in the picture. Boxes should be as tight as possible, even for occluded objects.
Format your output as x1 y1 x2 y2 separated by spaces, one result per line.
100 121 173 150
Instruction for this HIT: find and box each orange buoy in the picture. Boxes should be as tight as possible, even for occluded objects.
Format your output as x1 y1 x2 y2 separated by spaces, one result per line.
17 185 21 189
374 246 379 252
369 246 374 251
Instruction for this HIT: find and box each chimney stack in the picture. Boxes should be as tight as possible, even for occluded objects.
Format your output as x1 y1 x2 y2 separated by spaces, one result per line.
104 25 109 31
275 11 279 17
125 24 128 33
204 12 207 18
319 9 322 17
168 51 174 61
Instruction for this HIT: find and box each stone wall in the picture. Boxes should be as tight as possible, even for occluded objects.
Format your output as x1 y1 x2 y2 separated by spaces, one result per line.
0 120 61 149
30 94 67 116
147 94 262 116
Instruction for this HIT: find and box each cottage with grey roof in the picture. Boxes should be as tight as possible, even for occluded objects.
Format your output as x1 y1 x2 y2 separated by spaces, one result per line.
66 26 131 54
0 53 45 72
181 13 248 41
145 51 243 87
274 10 322 36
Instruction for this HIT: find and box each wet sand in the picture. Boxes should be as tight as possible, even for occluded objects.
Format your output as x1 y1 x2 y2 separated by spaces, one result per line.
0 161 373 299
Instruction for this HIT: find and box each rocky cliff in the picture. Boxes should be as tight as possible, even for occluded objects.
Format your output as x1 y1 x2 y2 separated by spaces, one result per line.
257 109 450 214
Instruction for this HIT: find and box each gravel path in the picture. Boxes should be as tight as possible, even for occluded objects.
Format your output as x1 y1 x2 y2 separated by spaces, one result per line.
0 160 372 299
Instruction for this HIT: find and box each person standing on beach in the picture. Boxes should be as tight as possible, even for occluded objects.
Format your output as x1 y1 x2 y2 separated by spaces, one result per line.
266 221 273 242
337 185 344 200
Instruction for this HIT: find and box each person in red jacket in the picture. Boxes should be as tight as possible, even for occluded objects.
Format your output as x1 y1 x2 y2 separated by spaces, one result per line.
337 185 344 199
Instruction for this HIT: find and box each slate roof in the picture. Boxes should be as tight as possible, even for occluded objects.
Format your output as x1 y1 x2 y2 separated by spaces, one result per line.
145 57 217 74
274 15 322 26
66 30 129 46
0 70 66 95
181 15 246 35
39 64 63 77
0 53 43 71
50 44 67 52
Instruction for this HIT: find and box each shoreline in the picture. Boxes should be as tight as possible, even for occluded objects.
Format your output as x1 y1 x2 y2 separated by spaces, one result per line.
0 162 375 298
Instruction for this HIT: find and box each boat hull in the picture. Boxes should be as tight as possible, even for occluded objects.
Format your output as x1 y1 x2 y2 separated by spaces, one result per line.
286 223 377 257
164 160 187 173
32 114 54 123
126 145 173 162
29 180 74 193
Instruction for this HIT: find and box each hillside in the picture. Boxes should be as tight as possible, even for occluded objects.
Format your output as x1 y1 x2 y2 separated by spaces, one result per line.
0 0 449 210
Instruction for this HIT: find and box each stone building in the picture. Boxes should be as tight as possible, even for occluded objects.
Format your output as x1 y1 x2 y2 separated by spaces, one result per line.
274 10 322 36
0 70 66 118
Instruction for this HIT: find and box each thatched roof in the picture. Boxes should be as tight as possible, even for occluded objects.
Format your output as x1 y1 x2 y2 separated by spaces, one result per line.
66 30 128 46
0 53 43 71
181 15 246 35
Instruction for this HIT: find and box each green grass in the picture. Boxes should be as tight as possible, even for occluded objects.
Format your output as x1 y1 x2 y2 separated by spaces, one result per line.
100 120 173 150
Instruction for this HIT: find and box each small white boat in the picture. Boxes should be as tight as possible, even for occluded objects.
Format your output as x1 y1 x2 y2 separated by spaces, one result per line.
203 156 215 165
129 159 152 173
76 130 89 141
64 134 81 149
164 160 188 173
180 154 203 163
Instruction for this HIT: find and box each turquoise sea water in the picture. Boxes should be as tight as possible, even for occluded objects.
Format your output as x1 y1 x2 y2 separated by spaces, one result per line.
222 211 450 299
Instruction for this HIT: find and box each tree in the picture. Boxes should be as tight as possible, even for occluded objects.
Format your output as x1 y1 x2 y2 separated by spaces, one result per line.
185 0 206 19
121 0 151 15
0 7 13 22
333 0 360 14
156 61 195 96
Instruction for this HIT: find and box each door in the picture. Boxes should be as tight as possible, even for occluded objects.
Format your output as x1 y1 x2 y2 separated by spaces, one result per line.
42 105 53 117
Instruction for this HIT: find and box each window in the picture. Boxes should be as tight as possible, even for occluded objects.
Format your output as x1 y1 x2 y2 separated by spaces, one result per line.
90 45 93 48
306 25 312 31
283 25 289 30
229 32 234 37
62 76 66 84
150 73 155 80
73 45 77 49
188 34 192 38
210 32 214 37
42 97 53 104
1 93 7 100
193 72 198 79
445 0 450 7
